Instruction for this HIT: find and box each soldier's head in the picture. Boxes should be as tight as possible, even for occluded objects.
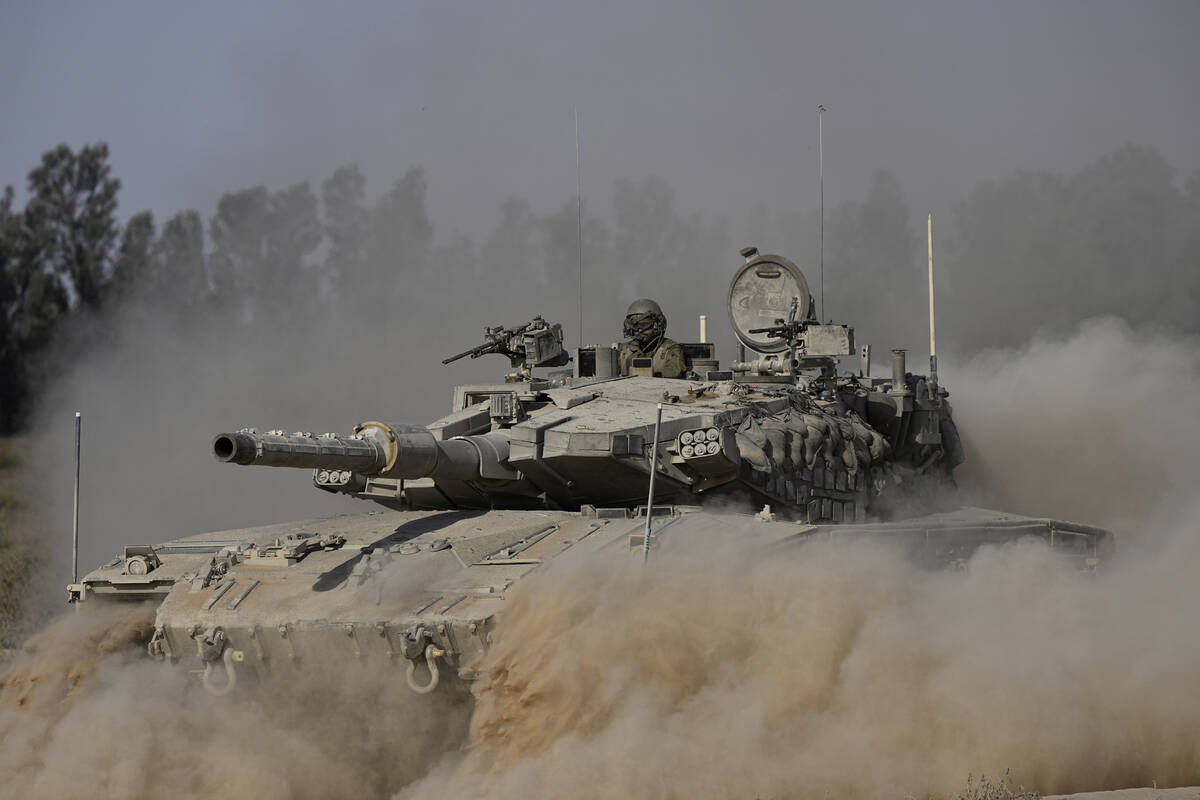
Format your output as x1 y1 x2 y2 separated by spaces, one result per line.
623 298 667 349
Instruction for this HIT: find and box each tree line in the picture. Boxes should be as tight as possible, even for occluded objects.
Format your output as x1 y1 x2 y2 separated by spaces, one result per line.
2 141 1197 434
0 145 736 433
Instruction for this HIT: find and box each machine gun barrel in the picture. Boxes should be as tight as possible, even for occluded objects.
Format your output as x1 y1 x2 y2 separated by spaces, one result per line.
748 322 803 339
441 341 500 365
214 423 514 481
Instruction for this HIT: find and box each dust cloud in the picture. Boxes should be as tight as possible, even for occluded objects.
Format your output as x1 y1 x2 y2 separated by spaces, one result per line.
19 299 458 613
404 535 1200 799
949 316 1200 532
397 319 1200 799
4 321 1199 798
0 601 472 799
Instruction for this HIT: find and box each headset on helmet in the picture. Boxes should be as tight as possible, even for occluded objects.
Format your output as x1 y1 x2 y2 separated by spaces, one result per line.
623 298 667 348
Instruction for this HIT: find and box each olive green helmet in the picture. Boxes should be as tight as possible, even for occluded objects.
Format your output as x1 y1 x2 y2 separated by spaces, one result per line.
623 299 667 348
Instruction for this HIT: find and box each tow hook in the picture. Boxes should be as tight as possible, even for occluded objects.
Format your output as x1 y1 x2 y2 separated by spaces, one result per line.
406 644 446 695
147 626 172 659
193 626 243 697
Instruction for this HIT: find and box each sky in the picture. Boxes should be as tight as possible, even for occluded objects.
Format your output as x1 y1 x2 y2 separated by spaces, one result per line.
6 7 1200 794
7 0 1200 569
3 0 1198 241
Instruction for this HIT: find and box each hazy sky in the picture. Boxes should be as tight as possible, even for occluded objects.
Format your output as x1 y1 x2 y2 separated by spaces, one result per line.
3 0 1198 239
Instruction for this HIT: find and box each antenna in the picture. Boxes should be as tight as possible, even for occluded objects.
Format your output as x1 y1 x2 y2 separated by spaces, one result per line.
575 106 583 350
72 411 81 584
928 213 938 396
818 104 827 322
642 402 664 562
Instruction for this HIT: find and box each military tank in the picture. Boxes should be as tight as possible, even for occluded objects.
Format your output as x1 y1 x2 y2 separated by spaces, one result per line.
69 247 1111 696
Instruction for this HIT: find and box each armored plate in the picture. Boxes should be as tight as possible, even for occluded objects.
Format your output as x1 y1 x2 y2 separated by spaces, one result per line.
728 252 812 354
74 503 1110 699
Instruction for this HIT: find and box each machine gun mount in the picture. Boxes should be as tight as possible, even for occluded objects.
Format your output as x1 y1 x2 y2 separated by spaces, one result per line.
441 316 570 379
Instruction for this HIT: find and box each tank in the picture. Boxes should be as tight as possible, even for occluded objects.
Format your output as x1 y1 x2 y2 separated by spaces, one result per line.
69 248 1111 696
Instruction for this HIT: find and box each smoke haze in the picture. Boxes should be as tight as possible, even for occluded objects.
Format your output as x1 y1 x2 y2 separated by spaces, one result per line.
392 321 1200 799
4 319 1200 799
0 603 472 798
3 2 1198 240
3 2 1200 797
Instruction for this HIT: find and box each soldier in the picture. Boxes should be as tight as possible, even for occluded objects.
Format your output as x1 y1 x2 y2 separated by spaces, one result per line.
617 298 686 378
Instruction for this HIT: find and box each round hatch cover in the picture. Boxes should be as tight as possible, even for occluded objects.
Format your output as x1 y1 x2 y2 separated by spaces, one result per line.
727 250 812 354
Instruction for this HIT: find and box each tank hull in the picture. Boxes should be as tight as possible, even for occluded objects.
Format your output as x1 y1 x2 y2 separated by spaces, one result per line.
75 505 1111 695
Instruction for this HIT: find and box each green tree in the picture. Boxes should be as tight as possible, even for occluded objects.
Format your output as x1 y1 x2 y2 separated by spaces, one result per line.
23 143 120 309
0 187 18 338
321 164 368 297
363 168 432 310
208 184 271 309
153 210 207 309
264 181 322 309
108 211 156 302
0 187 22 430
0 184 69 431
208 181 321 317
1063 144 1181 321
946 144 1191 351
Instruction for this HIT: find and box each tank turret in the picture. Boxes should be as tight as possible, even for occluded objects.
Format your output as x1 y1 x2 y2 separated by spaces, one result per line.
211 249 964 523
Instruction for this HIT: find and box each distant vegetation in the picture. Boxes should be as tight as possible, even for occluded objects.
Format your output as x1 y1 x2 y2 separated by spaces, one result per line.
955 771 1040 800
0 438 39 646
1 142 1197 434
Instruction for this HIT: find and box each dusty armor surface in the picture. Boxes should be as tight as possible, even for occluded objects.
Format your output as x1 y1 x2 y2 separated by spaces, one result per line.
71 249 1111 697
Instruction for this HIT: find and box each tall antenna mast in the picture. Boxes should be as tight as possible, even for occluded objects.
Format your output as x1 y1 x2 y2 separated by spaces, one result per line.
72 411 81 584
575 106 583 350
818 104 827 322
928 213 938 396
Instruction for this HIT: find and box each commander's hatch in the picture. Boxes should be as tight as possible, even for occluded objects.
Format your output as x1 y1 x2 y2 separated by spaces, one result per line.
728 247 853 371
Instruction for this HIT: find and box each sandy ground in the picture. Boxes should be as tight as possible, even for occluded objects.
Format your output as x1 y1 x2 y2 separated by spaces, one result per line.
1050 789 1200 800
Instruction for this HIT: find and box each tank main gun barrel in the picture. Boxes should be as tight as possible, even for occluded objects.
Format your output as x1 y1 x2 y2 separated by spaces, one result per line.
213 430 388 472
213 422 513 481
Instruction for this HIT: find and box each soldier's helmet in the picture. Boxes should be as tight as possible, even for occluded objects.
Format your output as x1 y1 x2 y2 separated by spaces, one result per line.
623 298 667 348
